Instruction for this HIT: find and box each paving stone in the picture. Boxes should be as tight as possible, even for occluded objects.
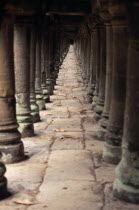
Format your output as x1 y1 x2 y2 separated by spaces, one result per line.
33 181 103 210
95 164 116 183
47 118 82 132
6 163 46 183
43 150 95 181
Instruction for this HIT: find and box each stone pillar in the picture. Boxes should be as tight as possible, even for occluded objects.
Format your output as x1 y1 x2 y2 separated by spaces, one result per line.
92 25 100 109
35 31 46 111
41 31 50 103
103 5 128 164
46 31 54 96
14 23 34 138
87 25 96 103
30 26 40 123
86 35 91 85
94 24 106 120
113 2 139 203
99 23 113 139
0 17 24 163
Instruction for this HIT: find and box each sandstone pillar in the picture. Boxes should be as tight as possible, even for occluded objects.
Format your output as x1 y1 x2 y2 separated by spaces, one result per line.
103 5 127 164
94 24 106 120
35 32 46 111
87 26 96 103
113 2 139 203
46 31 54 96
99 23 113 138
0 18 24 163
30 26 40 123
14 23 34 138
41 32 50 103
92 25 100 109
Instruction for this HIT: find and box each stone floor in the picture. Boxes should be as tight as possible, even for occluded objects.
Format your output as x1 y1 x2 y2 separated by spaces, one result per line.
1 46 139 210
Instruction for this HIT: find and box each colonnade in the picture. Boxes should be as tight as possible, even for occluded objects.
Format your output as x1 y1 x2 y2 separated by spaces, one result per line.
0 0 139 205
74 0 139 204
0 12 70 198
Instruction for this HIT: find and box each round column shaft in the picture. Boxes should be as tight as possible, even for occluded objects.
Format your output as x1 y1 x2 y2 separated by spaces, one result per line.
30 26 40 123
103 12 127 164
0 18 24 163
92 25 100 109
94 24 106 121
41 32 50 103
14 23 34 138
113 2 139 203
98 23 113 139
35 32 46 111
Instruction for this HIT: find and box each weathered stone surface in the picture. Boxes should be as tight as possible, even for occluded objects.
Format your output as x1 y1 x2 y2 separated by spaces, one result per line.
35 181 103 210
43 150 95 181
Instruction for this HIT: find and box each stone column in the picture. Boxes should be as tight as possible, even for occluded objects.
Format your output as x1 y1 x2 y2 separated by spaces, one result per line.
41 31 50 103
30 26 40 123
86 35 91 85
14 22 34 138
87 25 96 103
92 25 100 109
46 31 54 96
99 23 113 139
35 31 46 111
113 2 139 203
0 17 24 163
94 24 106 120
103 5 128 164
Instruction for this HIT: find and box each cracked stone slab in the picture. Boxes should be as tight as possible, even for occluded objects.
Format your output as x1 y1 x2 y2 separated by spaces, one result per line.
47 118 82 132
6 163 46 183
95 164 116 183
43 150 95 181
33 181 103 210
84 119 99 132
61 99 82 106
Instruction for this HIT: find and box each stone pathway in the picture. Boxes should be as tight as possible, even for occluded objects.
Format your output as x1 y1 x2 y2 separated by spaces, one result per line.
1 46 139 210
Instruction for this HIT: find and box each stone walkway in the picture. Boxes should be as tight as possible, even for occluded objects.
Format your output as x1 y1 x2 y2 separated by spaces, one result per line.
1 46 139 210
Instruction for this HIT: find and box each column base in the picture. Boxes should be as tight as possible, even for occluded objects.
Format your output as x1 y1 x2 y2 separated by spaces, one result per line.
36 93 46 111
30 101 40 123
31 113 40 123
92 95 98 109
98 127 106 140
93 112 102 122
98 116 108 140
42 89 50 103
103 143 121 164
36 99 46 111
94 103 104 116
113 178 139 204
18 122 34 138
0 141 24 164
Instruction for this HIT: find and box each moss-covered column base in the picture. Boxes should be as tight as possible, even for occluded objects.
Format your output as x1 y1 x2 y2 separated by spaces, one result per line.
98 113 108 139
103 142 121 164
86 84 95 103
16 93 34 138
92 91 99 109
46 79 54 95
30 95 40 123
42 88 50 103
36 92 46 111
